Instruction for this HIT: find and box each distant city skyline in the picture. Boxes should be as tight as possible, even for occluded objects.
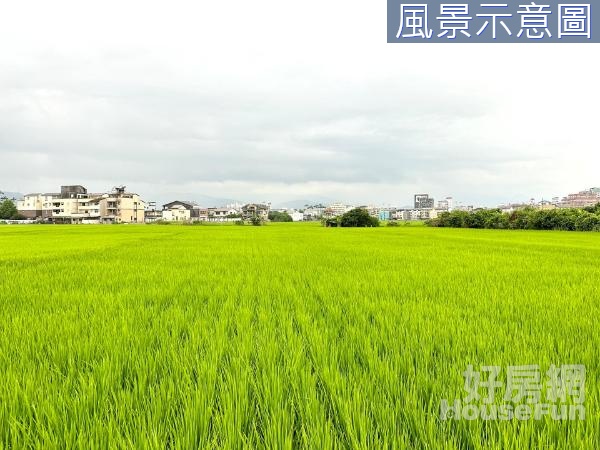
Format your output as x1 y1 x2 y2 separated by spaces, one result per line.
4 184 598 211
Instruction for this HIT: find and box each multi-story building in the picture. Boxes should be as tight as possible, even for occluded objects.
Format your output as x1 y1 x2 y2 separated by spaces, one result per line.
437 197 454 211
378 210 391 221
17 185 145 223
324 203 351 218
303 206 325 221
414 194 434 209
419 208 438 220
392 209 418 220
17 192 58 219
144 202 163 223
392 208 436 221
241 203 270 221
92 187 145 224
559 189 600 208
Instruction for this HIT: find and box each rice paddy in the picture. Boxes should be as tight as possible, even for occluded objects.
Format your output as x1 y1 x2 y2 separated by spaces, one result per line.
0 223 598 449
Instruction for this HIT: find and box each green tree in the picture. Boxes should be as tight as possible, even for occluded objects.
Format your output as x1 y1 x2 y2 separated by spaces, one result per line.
0 199 18 219
339 208 379 227
268 211 293 222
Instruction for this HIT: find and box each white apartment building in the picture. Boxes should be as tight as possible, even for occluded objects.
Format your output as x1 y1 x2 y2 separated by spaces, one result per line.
325 203 351 217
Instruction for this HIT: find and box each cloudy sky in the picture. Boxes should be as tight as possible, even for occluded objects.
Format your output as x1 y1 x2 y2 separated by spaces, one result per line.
0 0 598 207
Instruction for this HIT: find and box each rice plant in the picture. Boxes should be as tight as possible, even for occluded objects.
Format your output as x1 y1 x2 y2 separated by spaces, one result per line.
0 224 598 448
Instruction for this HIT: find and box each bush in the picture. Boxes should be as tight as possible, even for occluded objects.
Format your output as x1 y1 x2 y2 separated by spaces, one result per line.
386 220 400 227
234 220 245 226
575 212 600 231
249 215 264 226
322 217 339 227
268 211 293 222
583 203 600 214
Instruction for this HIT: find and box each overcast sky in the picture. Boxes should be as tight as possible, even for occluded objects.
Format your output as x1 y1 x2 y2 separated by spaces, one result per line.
0 0 598 207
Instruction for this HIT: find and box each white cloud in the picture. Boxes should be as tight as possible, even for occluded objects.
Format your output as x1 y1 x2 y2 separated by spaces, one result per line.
0 0 598 206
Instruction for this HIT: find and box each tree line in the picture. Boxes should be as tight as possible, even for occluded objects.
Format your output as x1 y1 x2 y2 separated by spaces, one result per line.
427 204 600 232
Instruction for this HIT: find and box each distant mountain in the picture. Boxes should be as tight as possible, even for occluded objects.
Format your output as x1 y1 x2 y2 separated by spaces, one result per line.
273 197 335 210
193 194 241 208
0 191 23 201
148 193 242 208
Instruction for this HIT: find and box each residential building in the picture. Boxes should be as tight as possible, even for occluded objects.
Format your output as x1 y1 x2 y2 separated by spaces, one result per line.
17 185 145 223
420 208 438 220
17 193 57 219
559 189 600 208
208 207 238 221
378 210 391 221
393 209 417 221
498 203 530 214
290 211 304 222
145 202 163 223
538 200 557 210
93 187 145 224
437 196 454 211
414 194 434 209
162 202 192 222
324 203 351 217
303 206 325 221
162 201 211 221
241 203 270 220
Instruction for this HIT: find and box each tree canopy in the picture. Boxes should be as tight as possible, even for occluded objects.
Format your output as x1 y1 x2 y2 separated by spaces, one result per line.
338 208 379 227
0 199 18 220
268 211 293 222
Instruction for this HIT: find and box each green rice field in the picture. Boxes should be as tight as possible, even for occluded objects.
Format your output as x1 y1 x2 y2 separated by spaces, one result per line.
0 223 598 448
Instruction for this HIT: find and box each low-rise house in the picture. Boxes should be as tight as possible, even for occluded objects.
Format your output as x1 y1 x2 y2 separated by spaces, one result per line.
208 208 238 221
162 204 191 222
161 201 206 222
290 211 304 222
